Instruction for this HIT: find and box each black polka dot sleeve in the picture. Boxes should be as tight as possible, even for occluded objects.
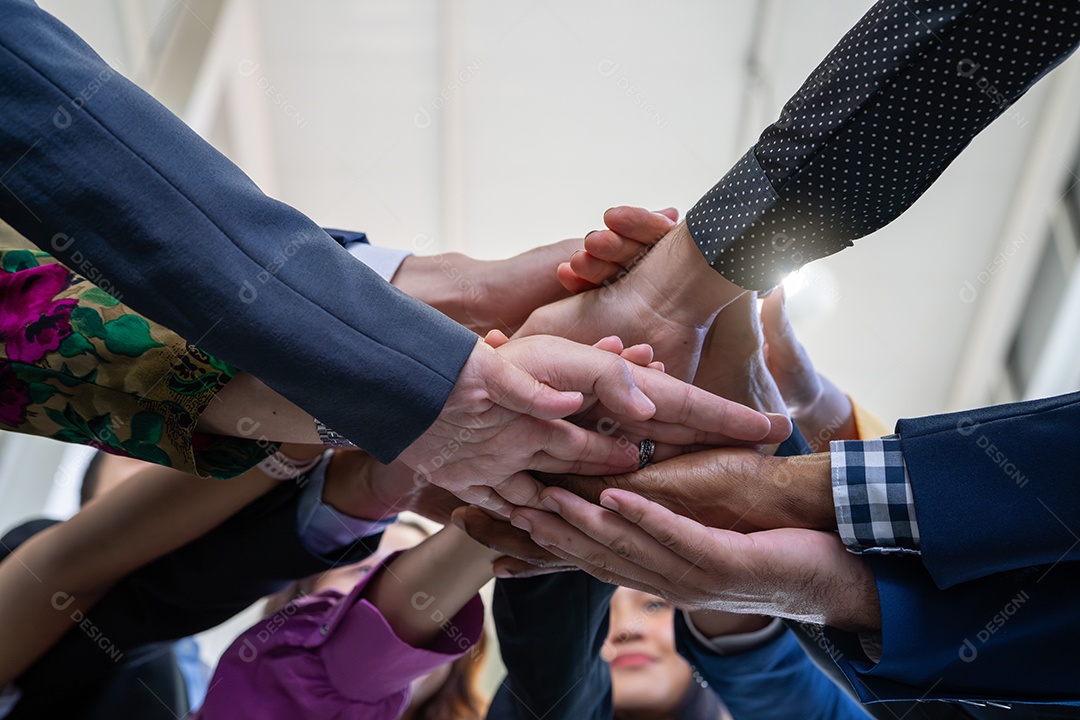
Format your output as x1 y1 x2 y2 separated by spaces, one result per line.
686 0 1080 292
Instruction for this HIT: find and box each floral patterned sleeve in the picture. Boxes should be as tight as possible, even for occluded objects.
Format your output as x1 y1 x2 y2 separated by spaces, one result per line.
0 246 276 479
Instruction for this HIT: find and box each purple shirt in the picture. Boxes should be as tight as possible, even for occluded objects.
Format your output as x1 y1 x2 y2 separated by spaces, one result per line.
195 556 484 719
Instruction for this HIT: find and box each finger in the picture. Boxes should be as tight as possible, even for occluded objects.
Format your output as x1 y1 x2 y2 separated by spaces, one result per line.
582 234 651 269
521 339 657 421
655 207 680 222
452 506 568 567
760 286 799 362
526 417 639 473
568 248 627 286
647 360 665 372
599 488 744 568
513 491 693 586
603 206 677 246
625 363 773 441
455 484 514 517
484 328 511 348
592 335 625 355
557 262 600 294
619 343 654 367
484 345 586 420
488 469 554 509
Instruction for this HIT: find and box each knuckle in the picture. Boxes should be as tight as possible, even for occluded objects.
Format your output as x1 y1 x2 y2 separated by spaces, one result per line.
608 536 636 560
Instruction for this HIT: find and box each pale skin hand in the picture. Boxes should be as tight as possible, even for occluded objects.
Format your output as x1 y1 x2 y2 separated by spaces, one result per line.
394 238 583 336
398 334 786 515
510 486 881 632
517 220 746 382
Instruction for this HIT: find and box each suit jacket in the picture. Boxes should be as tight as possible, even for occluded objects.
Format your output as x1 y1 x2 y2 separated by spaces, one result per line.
3 481 379 720
673 615 870 720
775 398 1080 713
0 0 477 462
896 392 1080 588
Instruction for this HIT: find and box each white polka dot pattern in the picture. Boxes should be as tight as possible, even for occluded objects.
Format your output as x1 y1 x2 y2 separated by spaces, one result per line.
686 0 1080 291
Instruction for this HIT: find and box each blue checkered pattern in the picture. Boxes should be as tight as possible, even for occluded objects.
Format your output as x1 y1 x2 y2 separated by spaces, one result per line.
831 437 920 555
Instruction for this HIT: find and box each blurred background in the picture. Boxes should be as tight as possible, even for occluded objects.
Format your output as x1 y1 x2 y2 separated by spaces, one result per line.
2 0 1079 642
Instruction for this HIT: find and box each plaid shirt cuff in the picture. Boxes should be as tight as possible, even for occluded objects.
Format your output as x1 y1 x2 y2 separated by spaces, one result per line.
831 437 921 555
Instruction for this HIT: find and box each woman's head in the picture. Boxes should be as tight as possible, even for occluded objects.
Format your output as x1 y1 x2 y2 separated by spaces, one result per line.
604 586 694 717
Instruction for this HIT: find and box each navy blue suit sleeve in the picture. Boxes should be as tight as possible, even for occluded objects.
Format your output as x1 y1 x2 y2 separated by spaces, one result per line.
0 0 477 462
674 615 871 720
895 391 1080 588
487 572 615 720
824 555 1080 707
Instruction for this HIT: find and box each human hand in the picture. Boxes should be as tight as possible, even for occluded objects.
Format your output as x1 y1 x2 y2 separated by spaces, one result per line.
761 288 857 449
487 329 791 454
394 238 581 336
399 335 787 514
452 505 575 579
518 221 745 382
694 292 786 420
321 450 464 525
541 448 835 534
510 486 880 632
557 206 679 292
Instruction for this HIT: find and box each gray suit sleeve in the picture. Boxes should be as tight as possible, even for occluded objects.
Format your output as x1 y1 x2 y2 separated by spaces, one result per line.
0 0 476 461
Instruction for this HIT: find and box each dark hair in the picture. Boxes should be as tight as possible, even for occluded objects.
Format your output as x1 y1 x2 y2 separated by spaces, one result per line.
79 450 107 507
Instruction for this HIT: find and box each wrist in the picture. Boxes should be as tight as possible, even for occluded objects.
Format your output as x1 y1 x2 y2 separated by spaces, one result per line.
322 450 405 520
688 610 772 638
767 453 836 530
626 222 742 330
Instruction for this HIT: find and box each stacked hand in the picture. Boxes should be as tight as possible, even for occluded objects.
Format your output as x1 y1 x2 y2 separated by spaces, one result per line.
400 333 790 515
517 210 746 381
449 207 882 631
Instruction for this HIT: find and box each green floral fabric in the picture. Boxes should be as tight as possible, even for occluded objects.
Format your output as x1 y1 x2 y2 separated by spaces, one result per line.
0 247 275 479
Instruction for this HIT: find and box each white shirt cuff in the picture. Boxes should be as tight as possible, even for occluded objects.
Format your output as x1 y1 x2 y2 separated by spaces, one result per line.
681 612 786 655
344 242 412 282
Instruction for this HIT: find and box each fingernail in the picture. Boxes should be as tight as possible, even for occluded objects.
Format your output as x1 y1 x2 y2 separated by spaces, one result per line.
630 387 655 415
510 516 532 533
495 568 515 579
450 515 467 531
600 495 620 513
541 496 560 513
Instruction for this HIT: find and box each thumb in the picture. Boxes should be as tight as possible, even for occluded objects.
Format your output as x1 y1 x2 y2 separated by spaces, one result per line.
480 344 585 420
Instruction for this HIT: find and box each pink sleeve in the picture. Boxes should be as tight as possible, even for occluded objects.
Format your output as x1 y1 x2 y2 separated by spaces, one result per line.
303 554 485 703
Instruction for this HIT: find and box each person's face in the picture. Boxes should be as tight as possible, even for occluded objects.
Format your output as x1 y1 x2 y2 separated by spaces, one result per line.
603 587 693 715
311 522 428 595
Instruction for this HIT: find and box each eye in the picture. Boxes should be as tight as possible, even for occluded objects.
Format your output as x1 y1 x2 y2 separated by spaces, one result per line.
645 600 670 612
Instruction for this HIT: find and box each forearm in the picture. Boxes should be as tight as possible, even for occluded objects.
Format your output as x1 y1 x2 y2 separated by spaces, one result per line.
685 0 1080 291
0 458 281 684
363 525 497 648
792 375 858 450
